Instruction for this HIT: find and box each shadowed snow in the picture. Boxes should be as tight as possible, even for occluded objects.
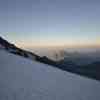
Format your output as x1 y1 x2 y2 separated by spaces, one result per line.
0 50 100 100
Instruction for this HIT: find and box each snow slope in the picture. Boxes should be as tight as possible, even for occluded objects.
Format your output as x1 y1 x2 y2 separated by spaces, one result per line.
0 50 100 100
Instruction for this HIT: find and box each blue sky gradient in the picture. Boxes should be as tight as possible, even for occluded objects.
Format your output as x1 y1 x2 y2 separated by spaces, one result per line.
0 0 100 47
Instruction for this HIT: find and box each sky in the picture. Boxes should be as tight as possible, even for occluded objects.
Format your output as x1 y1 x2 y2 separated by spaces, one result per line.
0 0 100 48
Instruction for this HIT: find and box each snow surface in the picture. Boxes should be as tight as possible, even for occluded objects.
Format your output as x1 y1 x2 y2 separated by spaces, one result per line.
0 50 100 100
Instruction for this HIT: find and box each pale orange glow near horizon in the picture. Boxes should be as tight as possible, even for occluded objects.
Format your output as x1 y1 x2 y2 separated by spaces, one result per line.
15 39 100 49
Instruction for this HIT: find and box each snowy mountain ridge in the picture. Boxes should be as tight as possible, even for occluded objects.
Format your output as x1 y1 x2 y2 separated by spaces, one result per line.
0 36 100 81
0 36 39 60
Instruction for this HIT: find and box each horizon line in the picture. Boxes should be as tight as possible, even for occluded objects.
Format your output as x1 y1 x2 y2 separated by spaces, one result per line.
17 44 100 49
